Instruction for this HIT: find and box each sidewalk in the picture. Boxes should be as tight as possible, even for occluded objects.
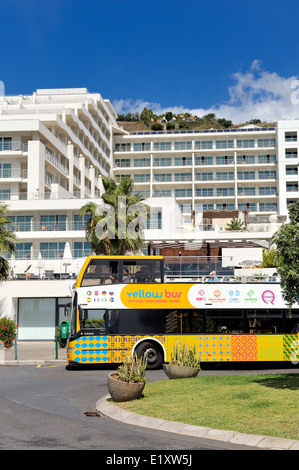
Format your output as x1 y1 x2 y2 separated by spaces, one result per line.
0 341 67 365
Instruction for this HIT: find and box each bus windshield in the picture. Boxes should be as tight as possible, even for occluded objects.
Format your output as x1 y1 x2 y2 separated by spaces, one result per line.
80 308 106 331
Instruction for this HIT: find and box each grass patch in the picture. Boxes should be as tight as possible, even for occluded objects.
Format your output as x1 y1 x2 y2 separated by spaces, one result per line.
117 374 299 440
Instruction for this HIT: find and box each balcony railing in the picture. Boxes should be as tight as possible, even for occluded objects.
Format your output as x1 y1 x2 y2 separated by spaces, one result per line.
0 169 28 178
6 221 88 232
0 142 28 152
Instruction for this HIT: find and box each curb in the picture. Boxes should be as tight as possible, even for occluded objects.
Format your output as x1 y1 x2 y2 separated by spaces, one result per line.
96 395 299 451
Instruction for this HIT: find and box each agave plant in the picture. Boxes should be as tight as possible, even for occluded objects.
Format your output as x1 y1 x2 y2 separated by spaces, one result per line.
116 354 147 383
170 341 201 369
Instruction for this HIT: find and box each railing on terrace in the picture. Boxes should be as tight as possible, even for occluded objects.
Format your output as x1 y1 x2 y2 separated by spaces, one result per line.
4 221 273 233
6 255 279 283
130 127 276 135
0 190 103 201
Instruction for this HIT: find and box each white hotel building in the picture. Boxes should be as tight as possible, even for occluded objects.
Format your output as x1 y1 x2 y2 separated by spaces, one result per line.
0 88 298 340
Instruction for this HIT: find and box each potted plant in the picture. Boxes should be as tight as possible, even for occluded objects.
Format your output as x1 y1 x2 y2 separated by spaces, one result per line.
0 317 17 349
163 341 201 379
107 354 147 402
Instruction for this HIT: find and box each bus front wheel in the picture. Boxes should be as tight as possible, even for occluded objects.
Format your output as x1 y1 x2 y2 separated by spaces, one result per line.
136 341 163 370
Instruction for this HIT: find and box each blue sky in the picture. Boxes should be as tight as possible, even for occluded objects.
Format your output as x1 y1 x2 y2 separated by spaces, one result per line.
1 0 299 123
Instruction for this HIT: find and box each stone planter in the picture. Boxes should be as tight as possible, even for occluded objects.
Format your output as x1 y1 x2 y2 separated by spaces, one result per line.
107 372 145 402
163 363 200 379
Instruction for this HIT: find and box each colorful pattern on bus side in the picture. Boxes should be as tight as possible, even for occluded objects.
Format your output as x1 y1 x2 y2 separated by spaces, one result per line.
67 333 299 364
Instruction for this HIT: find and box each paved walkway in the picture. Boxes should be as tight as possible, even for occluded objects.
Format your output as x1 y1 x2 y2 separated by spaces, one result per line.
1 342 299 450
0 341 67 365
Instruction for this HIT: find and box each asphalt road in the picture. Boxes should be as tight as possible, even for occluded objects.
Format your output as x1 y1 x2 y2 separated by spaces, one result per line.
0 363 297 453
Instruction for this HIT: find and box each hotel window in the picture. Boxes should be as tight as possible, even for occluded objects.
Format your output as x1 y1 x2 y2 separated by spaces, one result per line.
174 141 192 150
115 158 131 167
179 204 192 213
0 163 11 177
285 149 298 158
285 132 297 142
114 143 131 152
175 188 192 197
134 173 150 182
216 203 235 210
9 215 32 231
216 172 234 180
74 241 92 257
0 137 12 150
153 189 172 197
258 154 276 164
238 203 256 211
194 140 212 150
145 209 162 229
216 187 234 196
0 189 10 200
258 138 276 147
286 167 298 175
40 215 67 231
74 214 90 230
286 183 298 192
216 140 233 149
154 173 172 182
195 203 214 210
195 188 214 197
195 172 213 181
15 242 32 259
216 155 234 165
237 155 255 164
134 158 150 167
258 170 276 180
238 187 256 196
259 203 277 212
238 171 256 180
175 173 192 181
153 142 171 151
175 156 192 166
195 156 213 165
237 139 255 148
154 157 172 167
259 186 277 195
133 142 151 151
40 242 65 259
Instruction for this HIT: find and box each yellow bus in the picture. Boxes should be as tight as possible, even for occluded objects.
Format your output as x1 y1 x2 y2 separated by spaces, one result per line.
66 255 299 368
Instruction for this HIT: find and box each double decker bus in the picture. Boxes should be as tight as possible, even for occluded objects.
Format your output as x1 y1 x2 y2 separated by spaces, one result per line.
66 255 299 368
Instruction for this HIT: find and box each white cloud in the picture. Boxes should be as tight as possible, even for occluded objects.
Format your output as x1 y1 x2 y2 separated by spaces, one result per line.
113 61 299 123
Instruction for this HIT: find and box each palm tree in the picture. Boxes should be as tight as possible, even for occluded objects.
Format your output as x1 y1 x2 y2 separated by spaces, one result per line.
0 203 17 279
80 175 149 255
226 217 247 231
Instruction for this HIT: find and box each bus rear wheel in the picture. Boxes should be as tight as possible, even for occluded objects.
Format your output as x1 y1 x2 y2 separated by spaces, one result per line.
136 341 163 370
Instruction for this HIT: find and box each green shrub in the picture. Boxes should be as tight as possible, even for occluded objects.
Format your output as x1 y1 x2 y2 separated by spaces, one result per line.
116 354 147 383
0 317 17 349
170 341 201 368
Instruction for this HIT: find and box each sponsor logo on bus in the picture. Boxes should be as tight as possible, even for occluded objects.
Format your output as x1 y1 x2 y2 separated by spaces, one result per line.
262 290 275 305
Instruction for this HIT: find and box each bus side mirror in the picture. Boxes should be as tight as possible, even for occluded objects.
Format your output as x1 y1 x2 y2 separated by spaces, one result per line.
64 303 71 317
79 306 87 321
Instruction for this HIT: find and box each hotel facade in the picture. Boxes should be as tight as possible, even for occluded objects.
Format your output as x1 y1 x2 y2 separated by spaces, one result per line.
0 88 298 339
